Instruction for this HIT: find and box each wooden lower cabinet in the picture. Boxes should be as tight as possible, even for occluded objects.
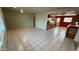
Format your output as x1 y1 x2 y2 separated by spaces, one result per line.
66 25 79 39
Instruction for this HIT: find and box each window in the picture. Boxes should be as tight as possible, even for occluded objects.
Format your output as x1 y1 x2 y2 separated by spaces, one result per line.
64 17 72 22
0 16 5 32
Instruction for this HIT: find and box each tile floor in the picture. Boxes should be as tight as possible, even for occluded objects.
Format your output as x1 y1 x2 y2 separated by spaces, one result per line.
7 27 75 51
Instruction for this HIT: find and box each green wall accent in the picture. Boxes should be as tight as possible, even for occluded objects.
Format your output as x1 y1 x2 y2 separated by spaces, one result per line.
4 13 34 29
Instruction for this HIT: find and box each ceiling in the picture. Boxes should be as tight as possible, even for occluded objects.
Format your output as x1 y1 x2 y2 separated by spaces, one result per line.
2 7 79 15
2 7 60 14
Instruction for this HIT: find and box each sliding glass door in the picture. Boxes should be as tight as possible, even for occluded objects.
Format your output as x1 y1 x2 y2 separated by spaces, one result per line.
0 15 5 32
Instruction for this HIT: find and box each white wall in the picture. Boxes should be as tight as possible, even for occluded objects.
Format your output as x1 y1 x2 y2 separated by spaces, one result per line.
35 12 48 30
4 13 34 29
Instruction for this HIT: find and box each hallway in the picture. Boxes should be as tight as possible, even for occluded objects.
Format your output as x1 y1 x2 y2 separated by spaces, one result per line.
7 27 75 51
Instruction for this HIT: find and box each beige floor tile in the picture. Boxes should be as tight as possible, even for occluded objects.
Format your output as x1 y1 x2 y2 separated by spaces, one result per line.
7 27 75 51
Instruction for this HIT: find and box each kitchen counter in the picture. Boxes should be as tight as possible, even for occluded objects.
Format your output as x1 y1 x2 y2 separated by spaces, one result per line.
66 25 79 39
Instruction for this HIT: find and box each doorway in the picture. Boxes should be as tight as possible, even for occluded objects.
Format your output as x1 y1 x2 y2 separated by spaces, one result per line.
56 18 61 27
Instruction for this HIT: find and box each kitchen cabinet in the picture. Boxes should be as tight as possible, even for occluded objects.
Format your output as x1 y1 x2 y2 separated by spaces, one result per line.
66 25 79 39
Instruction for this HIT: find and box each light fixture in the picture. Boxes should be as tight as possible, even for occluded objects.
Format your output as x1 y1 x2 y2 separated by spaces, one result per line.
20 8 24 13
13 7 17 8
